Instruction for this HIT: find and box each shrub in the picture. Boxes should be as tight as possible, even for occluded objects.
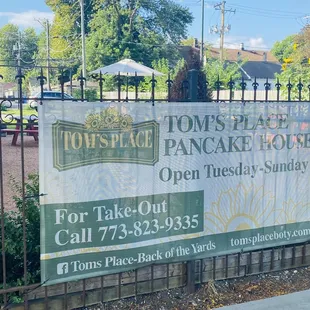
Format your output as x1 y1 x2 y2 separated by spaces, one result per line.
84 89 98 101
0 174 40 302
73 88 98 101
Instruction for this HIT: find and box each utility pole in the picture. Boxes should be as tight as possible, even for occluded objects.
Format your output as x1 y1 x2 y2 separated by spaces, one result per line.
36 18 51 90
15 31 21 68
219 1 225 62
200 0 205 64
210 1 236 62
13 31 22 102
80 0 87 84
46 20 51 90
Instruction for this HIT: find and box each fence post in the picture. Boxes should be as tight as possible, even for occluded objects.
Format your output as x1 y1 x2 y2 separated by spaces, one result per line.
58 69 65 101
78 70 86 101
37 68 46 106
166 73 173 102
186 68 198 294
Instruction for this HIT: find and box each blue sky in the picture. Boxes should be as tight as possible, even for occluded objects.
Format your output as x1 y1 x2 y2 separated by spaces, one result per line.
0 0 309 50
186 0 309 50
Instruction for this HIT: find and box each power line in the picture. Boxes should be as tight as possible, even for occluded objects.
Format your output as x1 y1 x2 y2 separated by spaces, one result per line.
227 3 307 19
235 9 303 19
229 3 305 16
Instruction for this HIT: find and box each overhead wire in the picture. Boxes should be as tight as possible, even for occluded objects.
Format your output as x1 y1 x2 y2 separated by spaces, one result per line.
235 9 304 19
227 3 306 20
228 3 305 16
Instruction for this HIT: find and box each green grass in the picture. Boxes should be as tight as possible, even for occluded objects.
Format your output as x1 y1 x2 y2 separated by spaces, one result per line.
1 108 38 128
3 108 38 117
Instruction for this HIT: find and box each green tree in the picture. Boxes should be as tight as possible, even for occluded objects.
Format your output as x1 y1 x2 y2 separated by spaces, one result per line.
21 28 38 65
271 34 296 63
274 27 310 100
85 0 193 70
45 0 193 84
181 36 196 47
0 24 38 82
0 174 40 304
204 59 242 90
139 58 184 95
0 24 18 81
45 0 94 64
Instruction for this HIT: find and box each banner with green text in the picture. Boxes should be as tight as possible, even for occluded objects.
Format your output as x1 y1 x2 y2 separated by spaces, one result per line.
39 101 310 285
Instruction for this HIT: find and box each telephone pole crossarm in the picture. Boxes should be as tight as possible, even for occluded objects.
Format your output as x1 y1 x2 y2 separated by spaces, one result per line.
212 1 236 61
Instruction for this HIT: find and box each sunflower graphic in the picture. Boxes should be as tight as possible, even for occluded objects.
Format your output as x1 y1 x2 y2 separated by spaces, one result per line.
84 113 102 131
205 183 276 234
85 107 133 131
100 107 119 127
277 199 310 224
119 115 133 131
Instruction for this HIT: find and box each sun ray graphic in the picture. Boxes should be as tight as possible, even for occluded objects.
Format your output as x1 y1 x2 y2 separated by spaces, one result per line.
277 199 310 224
204 183 276 234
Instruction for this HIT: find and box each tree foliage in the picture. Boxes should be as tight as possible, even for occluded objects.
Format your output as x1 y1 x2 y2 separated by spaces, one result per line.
181 36 196 47
204 58 242 90
139 58 185 96
46 0 193 73
0 174 40 303
0 24 38 82
274 26 310 100
45 0 94 66
271 34 296 63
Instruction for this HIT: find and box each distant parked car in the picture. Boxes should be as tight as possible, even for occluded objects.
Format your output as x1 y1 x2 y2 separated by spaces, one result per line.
29 91 75 108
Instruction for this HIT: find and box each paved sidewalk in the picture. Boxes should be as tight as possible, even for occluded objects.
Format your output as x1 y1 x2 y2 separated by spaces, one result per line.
218 289 310 310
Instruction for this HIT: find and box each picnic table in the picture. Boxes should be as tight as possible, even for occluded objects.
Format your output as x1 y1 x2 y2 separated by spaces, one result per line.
1 115 38 146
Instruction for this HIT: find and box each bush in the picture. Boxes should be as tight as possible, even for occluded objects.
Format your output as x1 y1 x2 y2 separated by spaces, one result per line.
84 89 98 101
73 88 98 101
0 174 40 302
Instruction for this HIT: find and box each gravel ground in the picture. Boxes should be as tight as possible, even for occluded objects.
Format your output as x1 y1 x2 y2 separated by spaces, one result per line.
0 135 39 210
84 267 310 310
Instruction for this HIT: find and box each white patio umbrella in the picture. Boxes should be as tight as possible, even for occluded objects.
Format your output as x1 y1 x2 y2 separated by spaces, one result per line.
90 58 164 76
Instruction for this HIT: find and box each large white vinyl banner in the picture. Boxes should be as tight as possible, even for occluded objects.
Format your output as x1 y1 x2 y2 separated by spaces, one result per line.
39 101 310 285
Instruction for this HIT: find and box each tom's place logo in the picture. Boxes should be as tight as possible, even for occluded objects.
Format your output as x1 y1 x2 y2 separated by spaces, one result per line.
53 107 159 171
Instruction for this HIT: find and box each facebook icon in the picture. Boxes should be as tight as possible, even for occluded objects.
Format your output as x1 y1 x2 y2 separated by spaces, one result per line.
57 263 69 275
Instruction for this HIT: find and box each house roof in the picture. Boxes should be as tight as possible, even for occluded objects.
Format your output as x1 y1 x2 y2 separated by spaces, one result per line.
239 61 282 80
0 82 16 91
179 46 279 63
207 47 279 62
177 46 281 80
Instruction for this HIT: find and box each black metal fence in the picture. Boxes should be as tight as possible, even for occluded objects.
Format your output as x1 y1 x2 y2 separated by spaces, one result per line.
0 66 310 309
1 66 310 103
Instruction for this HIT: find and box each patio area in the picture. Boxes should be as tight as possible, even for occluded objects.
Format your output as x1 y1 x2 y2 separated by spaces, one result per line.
0 135 38 210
